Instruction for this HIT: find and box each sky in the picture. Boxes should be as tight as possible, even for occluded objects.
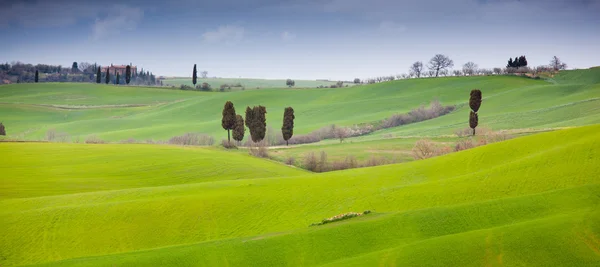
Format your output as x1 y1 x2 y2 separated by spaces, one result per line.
1 0 599 80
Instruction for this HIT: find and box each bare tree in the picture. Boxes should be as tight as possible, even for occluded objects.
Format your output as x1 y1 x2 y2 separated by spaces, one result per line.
462 62 478 76
453 70 462 76
427 70 435 77
409 61 424 78
78 62 94 74
201 71 208 78
334 127 349 143
550 56 567 71
427 54 454 77
493 68 502 75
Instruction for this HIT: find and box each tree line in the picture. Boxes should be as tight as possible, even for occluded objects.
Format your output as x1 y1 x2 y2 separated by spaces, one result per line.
221 101 295 146
355 55 568 84
0 61 159 85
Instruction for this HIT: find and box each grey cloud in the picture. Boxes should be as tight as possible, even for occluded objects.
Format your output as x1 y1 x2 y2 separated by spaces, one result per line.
92 5 143 40
0 0 100 27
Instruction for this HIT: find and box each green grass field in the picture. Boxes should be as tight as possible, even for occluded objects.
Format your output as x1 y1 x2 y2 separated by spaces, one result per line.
161 77 345 89
1 68 599 146
1 125 599 266
1 68 600 266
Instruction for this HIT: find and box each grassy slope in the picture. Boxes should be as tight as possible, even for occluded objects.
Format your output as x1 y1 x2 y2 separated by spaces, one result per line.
162 77 342 89
3 69 599 143
2 125 599 266
0 143 307 199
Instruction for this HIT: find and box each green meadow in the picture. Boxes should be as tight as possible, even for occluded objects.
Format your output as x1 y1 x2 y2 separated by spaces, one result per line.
2 68 599 145
1 68 600 266
1 125 599 266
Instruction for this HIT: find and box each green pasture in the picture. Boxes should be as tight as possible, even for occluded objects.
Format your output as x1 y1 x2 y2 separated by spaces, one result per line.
1 124 598 266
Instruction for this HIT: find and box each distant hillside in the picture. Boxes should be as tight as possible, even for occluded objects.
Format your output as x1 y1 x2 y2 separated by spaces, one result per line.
162 77 352 89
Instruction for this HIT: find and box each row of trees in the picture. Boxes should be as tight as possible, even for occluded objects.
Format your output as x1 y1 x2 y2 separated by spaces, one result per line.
507 56 528 68
221 102 295 146
1 62 159 85
356 55 568 85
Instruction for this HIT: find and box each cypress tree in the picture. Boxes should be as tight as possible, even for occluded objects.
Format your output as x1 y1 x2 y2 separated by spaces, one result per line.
232 115 245 143
281 107 295 146
125 65 131 85
469 111 478 135
96 66 102 83
469 89 482 136
245 106 254 135
192 64 197 86
116 72 120 85
0 122 5 136
245 106 267 143
507 58 513 68
35 70 39 83
253 106 267 143
222 101 237 143
105 67 110 84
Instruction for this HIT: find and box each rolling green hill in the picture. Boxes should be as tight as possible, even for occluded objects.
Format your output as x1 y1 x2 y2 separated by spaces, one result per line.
1 124 599 266
1 68 599 144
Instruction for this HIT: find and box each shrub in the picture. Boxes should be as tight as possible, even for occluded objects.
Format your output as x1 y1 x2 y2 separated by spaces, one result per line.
119 138 137 144
363 156 389 167
381 100 455 129
46 129 70 142
485 130 512 143
318 151 328 172
411 139 453 160
411 139 437 159
303 152 318 172
85 135 105 144
285 156 295 166
330 155 358 171
168 133 215 146
248 141 269 158
310 211 371 226
221 139 238 149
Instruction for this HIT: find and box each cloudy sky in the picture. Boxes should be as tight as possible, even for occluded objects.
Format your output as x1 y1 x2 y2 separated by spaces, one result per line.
1 0 599 80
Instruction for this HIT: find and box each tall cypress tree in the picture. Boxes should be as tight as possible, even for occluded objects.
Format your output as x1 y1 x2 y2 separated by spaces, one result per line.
507 58 513 68
35 70 39 83
116 73 120 85
96 66 102 83
281 107 295 146
105 67 110 84
232 115 245 143
192 64 197 87
469 89 482 136
222 101 237 143
125 65 131 85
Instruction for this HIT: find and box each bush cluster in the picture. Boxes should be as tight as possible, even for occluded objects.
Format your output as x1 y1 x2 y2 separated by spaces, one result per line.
310 211 372 226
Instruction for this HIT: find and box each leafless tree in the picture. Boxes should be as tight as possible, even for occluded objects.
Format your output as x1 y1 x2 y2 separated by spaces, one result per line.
462 62 478 76
427 54 454 77
334 127 349 143
493 68 502 75
409 61 424 78
78 62 93 74
201 71 208 78
550 56 567 71
400 73 409 79
453 70 462 76
427 70 436 77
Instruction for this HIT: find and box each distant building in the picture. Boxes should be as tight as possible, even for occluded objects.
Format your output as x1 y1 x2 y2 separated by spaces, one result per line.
101 64 137 76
